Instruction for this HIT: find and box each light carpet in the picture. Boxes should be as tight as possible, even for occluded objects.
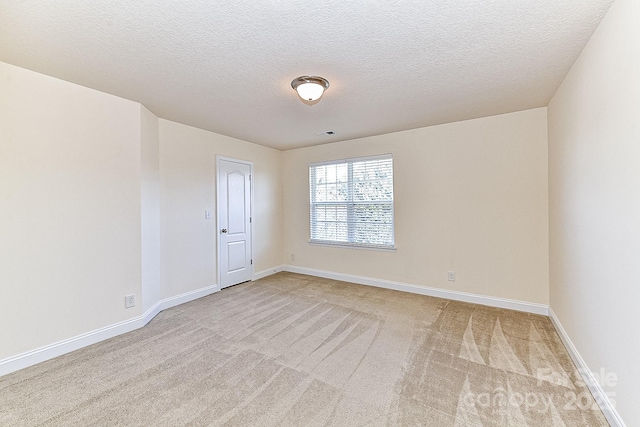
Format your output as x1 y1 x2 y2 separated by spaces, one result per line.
0 272 609 426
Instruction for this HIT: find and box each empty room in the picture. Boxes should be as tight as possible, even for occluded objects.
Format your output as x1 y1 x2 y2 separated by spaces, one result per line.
0 0 638 426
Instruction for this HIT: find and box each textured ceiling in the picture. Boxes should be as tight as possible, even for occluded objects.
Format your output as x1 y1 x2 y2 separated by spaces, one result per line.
0 1 613 150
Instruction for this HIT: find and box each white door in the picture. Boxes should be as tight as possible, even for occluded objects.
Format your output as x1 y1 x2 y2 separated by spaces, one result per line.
217 157 252 289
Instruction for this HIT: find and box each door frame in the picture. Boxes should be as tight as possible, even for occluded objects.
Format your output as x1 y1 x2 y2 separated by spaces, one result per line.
216 155 254 289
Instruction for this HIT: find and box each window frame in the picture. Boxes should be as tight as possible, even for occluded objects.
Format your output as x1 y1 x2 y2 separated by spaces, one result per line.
309 153 396 251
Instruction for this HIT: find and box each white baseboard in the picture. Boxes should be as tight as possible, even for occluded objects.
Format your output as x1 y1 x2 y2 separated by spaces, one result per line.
253 265 284 281
548 308 625 427
282 265 549 315
0 284 219 377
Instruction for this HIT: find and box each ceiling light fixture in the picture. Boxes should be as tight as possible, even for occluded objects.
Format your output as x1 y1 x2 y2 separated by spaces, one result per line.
291 76 330 103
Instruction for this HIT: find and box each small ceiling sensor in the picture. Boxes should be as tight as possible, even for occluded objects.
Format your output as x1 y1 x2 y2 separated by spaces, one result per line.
316 130 336 136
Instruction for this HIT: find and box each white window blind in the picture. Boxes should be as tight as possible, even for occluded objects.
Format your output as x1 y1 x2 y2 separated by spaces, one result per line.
309 154 394 249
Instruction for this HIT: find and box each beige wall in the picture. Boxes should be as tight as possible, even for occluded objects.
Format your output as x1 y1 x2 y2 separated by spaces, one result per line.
0 62 143 359
140 105 161 312
0 61 284 364
283 108 549 304
159 119 283 299
0 61 549 364
548 0 640 423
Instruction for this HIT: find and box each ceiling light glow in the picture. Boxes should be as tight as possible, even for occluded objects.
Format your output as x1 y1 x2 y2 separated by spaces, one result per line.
291 76 330 103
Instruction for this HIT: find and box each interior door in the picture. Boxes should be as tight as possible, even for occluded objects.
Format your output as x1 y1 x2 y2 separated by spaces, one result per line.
217 158 252 289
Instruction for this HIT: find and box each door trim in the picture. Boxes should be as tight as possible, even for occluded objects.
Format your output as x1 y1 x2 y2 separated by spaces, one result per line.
216 155 254 289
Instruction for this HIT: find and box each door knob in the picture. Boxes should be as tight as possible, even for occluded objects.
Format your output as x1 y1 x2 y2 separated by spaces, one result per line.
221 228 227 233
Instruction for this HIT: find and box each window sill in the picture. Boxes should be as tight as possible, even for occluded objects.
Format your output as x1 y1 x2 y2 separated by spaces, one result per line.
309 241 397 253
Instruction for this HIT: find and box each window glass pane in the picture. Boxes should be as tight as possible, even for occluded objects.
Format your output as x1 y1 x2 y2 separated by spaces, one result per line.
325 164 337 183
323 183 347 202
312 204 348 222
310 155 394 248
336 163 348 183
315 185 327 202
314 165 325 185
353 180 393 201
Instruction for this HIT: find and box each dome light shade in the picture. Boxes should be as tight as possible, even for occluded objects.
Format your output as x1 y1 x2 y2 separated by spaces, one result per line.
296 82 325 101
291 76 330 103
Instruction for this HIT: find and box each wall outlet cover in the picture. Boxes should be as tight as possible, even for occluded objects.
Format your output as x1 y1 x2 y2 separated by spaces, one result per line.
125 294 136 308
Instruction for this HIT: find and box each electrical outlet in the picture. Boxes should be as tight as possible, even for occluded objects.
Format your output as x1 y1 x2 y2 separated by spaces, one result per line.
447 271 456 282
291 254 296 261
125 294 135 308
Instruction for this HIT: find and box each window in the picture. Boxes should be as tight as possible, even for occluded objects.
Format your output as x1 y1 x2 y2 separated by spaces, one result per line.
309 154 394 250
